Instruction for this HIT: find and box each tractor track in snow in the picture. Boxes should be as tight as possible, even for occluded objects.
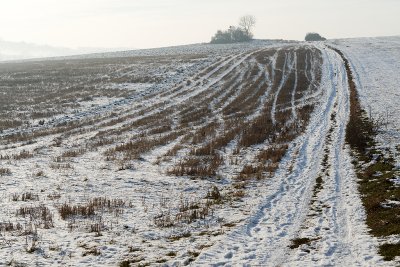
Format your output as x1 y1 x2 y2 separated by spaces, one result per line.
195 44 386 266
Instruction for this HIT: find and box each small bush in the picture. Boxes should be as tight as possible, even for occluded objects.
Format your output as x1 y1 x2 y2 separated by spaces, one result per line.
305 32 326 41
211 27 252 44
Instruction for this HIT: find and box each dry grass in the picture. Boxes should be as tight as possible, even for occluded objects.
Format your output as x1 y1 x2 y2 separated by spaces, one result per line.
0 119 22 131
16 205 54 229
0 222 23 232
154 186 222 228
12 150 34 160
50 163 73 169
0 167 11 176
167 47 322 181
107 130 184 161
168 154 224 177
237 145 289 181
58 197 129 220
12 192 39 202
61 148 86 158
239 112 274 147
154 198 213 227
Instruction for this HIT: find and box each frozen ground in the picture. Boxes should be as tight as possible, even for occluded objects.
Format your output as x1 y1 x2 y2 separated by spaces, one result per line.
0 39 398 266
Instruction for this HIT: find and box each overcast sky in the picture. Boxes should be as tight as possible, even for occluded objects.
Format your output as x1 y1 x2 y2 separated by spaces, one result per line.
0 0 399 49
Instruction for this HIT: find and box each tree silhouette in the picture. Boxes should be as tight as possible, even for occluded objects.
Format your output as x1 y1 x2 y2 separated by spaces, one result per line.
305 32 326 41
239 15 256 37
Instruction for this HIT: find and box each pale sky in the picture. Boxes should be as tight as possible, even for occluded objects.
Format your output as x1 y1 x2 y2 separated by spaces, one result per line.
0 0 399 49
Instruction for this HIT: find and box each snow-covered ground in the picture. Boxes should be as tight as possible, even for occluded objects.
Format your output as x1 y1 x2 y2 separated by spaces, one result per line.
195 43 390 267
0 39 398 266
1 41 294 266
330 36 400 165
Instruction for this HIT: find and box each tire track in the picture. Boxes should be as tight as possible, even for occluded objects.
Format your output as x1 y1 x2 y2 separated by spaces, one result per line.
285 44 388 267
195 45 333 265
195 44 384 266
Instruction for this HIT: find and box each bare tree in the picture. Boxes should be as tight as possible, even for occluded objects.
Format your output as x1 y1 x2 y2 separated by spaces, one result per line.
210 15 255 44
239 15 256 36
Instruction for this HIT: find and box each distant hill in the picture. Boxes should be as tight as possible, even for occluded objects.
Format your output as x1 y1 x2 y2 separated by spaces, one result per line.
0 38 129 61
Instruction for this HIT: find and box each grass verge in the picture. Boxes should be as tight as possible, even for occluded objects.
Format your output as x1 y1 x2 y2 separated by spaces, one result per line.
331 46 400 261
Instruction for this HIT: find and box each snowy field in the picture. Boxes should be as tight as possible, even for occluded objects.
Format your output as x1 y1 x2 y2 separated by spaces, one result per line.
0 39 398 266
331 36 400 164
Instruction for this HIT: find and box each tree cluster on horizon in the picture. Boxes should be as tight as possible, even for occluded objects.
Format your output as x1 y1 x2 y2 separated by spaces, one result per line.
305 32 326 41
211 15 256 44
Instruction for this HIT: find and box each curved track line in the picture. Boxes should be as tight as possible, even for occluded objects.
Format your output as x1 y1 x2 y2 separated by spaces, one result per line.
195 44 385 266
